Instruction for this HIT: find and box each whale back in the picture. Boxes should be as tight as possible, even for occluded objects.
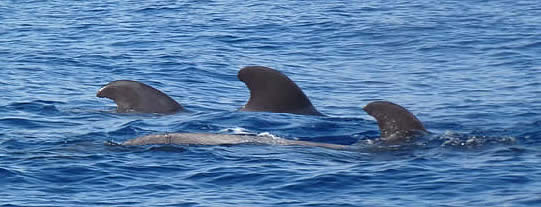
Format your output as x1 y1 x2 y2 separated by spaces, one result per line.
97 80 183 114
237 66 322 116
363 101 427 142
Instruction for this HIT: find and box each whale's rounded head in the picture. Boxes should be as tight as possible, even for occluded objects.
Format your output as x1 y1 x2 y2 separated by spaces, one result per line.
238 66 322 116
363 101 427 142
96 80 133 99
97 80 183 114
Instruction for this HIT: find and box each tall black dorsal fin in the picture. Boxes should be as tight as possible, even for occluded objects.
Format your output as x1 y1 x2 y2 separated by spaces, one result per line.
363 101 427 142
237 66 323 116
97 80 183 114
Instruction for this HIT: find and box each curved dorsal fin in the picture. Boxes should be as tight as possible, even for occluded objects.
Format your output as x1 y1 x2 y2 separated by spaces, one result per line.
237 66 323 116
97 80 183 114
363 101 427 142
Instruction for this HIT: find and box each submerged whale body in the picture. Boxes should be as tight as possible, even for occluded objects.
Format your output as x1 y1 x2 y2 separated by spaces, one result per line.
238 66 323 116
120 101 427 149
121 133 350 150
97 80 183 114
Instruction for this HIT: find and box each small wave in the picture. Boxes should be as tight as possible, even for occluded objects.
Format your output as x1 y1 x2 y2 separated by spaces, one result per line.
0 167 18 177
135 6 179 13
219 127 252 135
146 145 186 153
438 131 516 148
104 140 123 146
257 132 283 139
106 124 145 137
6 100 64 115
0 118 79 129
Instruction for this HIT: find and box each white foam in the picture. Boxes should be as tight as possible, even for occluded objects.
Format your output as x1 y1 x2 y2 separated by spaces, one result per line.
219 127 252 134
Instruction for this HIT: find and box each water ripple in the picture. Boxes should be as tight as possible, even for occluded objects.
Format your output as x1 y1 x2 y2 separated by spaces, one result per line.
0 0 540 206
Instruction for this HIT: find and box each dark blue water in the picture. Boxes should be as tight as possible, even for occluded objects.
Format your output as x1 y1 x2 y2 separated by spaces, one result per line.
1 0 540 206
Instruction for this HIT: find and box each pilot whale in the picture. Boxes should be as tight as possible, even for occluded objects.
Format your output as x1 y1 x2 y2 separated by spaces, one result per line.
363 101 427 143
97 80 183 114
119 101 427 149
97 66 322 115
96 66 426 148
238 66 323 115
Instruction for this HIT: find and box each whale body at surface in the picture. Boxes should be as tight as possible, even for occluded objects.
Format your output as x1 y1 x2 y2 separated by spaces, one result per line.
120 101 427 149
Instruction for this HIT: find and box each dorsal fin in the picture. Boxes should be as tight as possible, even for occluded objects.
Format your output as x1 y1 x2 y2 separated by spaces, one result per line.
237 66 323 116
97 80 183 114
363 101 427 142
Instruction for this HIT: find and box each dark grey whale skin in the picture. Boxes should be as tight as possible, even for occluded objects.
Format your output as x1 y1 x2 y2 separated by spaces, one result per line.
363 101 427 143
96 66 322 115
120 100 428 148
97 80 183 114
237 66 323 116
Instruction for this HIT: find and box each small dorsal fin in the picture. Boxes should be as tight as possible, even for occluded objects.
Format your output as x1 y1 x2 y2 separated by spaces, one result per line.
97 80 183 114
363 101 427 142
237 66 323 116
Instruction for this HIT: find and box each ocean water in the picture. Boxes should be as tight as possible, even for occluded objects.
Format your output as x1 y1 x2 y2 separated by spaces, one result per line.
1 0 540 206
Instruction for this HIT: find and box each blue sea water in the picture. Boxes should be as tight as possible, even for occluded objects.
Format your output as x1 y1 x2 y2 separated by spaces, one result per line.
1 0 540 206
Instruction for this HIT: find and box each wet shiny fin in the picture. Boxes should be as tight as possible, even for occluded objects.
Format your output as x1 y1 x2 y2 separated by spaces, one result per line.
97 80 183 114
363 101 427 142
238 66 323 116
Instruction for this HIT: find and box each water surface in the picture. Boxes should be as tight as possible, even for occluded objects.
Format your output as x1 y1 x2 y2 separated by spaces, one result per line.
1 0 540 206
